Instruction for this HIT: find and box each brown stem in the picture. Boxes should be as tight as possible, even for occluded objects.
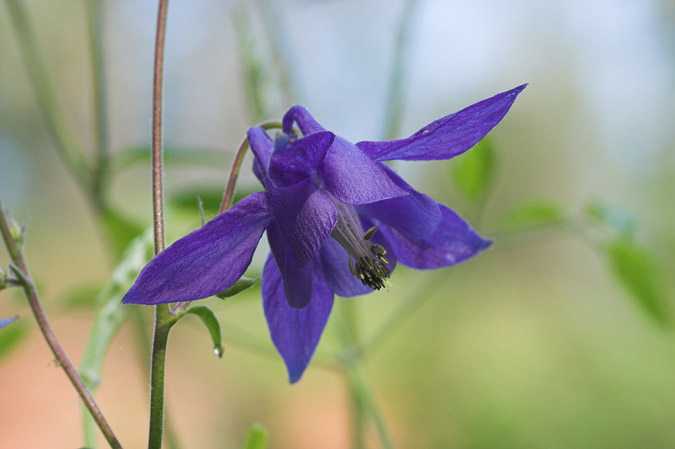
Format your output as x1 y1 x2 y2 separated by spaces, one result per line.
151 0 169 255
0 200 122 449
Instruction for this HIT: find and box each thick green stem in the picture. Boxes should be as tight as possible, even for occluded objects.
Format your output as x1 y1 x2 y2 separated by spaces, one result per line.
148 306 174 449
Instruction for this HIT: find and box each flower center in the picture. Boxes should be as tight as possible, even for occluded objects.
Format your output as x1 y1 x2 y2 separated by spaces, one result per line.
330 199 391 290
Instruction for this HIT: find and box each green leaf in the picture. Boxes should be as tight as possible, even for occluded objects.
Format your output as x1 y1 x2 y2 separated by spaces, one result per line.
100 208 145 260
450 137 495 201
584 201 635 238
0 318 28 359
58 282 102 309
502 201 565 231
605 238 670 326
216 277 259 299
180 306 224 357
170 187 258 218
111 146 225 172
79 229 154 447
170 188 224 216
242 424 269 449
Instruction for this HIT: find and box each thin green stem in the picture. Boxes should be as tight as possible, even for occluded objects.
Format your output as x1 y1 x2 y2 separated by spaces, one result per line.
147 1 171 448
5 0 90 186
382 0 422 140
360 271 449 359
0 200 122 449
339 300 395 449
85 0 111 203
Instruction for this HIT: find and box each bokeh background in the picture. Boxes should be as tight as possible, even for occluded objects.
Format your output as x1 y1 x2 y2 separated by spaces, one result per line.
1 0 675 448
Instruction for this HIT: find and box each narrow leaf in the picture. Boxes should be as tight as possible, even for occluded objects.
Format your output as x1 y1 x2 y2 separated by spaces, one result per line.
502 201 565 231
216 277 259 299
0 318 28 359
170 188 257 217
605 238 670 326
450 137 495 201
58 283 102 309
79 229 154 446
100 208 144 260
181 305 224 357
242 424 269 449
585 201 635 238
111 146 225 172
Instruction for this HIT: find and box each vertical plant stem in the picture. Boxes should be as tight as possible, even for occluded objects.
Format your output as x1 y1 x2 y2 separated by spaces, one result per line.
339 300 395 449
5 0 89 185
382 0 422 140
0 200 122 449
147 1 171 448
85 0 111 203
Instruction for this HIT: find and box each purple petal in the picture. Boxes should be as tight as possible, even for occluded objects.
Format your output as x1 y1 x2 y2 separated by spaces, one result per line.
122 192 272 305
267 179 338 267
248 127 273 183
262 253 334 383
282 105 326 135
318 136 407 204
374 203 491 269
0 315 19 330
267 222 313 308
268 131 335 187
356 163 441 240
357 85 526 162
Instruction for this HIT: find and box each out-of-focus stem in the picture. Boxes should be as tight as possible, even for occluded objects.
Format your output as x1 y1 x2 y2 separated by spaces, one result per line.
5 0 90 186
382 0 422 140
0 200 122 449
85 0 111 203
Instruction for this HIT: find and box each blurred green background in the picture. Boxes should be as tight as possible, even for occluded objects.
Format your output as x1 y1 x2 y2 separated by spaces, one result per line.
1 0 674 448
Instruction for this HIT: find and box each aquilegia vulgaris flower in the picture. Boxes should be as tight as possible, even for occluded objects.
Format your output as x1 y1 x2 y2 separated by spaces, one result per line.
122 84 526 382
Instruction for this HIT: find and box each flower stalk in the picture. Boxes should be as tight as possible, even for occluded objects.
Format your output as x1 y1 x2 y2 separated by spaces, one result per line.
147 0 172 448
0 199 122 449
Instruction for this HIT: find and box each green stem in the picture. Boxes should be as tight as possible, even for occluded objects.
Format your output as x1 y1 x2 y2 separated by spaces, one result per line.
360 271 449 359
148 306 174 449
147 1 171 448
85 0 111 202
382 0 422 140
131 311 182 449
5 0 90 185
0 200 122 449
339 300 395 449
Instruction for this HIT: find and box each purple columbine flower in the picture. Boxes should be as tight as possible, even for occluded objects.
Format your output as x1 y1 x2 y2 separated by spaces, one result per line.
122 85 526 382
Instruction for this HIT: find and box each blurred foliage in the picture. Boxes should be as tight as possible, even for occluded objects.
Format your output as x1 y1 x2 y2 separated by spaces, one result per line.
501 201 566 231
604 237 670 326
451 137 496 202
242 424 268 449
0 317 27 359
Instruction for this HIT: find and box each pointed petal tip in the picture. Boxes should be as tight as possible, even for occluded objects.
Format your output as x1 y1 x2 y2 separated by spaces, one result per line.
288 369 304 384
